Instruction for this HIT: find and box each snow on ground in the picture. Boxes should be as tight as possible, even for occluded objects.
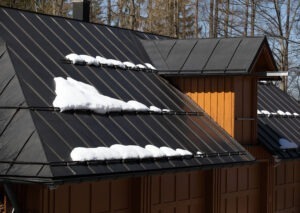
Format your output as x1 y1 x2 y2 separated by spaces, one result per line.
70 144 194 161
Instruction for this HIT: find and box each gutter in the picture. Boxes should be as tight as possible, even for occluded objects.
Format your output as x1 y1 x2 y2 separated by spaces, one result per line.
3 183 20 213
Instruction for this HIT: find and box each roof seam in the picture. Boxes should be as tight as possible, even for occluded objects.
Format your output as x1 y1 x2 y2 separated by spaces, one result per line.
179 40 199 72
224 38 243 73
201 38 221 73
4 130 36 175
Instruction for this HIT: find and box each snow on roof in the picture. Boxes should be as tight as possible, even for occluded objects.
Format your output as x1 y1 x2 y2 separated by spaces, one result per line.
52 77 167 114
258 109 300 118
65 53 156 71
278 138 298 150
70 144 194 161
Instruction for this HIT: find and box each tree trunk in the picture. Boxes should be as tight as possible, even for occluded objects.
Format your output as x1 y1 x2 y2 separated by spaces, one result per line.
250 0 256 36
107 0 111 25
224 0 230 37
195 0 199 38
209 0 214 37
213 0 219 37
244 0 249 36
130 0 136 30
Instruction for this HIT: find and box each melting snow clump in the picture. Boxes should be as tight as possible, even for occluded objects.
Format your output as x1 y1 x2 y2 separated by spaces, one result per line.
53 77 164 114
70 144 194 161
65 54 157 71
278 138 298 149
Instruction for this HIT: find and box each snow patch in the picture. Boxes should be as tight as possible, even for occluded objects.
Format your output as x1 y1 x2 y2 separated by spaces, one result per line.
123 61 136 69
277 110 286 116
145 144 166 158
65 53 84 64
106 59 126 68
259 80 268 84
279 138 298 149
79 55 98 66
144 63 157 70
160 146 178 157
176 148 193 156
110 144 140 159
149 106 162 113
53 77 164 114
285 111 292 116
136 64 146 69
261 110 271 116
126 100 149 111
70 144 193 161
66 54 157 71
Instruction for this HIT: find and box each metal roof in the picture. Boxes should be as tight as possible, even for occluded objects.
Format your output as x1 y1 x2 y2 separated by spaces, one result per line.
0 7 254 184
258 83 300 159
141 37 275 76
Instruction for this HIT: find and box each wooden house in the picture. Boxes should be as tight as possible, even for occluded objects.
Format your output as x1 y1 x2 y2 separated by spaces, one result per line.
0 4 299 213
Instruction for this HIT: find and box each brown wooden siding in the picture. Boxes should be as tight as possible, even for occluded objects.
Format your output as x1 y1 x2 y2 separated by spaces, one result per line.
149 171 208 213
218 163 264 213
168 76 257 145
12 171 208 213
274 161 300 213
15 178 135 213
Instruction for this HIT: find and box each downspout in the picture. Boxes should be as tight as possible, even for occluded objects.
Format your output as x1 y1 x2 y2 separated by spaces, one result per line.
3 183 20 213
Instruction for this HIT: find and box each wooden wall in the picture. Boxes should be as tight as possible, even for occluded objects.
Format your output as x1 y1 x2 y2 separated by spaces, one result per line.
149 171 208 213
6 161 300 213
12 171 208 213
273 161 300 213
218 164 264 213
14 178 134 213
168 76 257 145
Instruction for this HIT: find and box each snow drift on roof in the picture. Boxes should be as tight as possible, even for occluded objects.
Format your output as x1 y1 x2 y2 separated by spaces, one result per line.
70 144 193 161
52 77 164 114
65 54 156 71
278 138 298 149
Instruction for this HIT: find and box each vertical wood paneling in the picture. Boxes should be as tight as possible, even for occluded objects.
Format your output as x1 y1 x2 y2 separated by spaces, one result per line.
211 77 218 121
176 173 189 201
169 76 257 144
91 180 110 213
224 77 234 136
274 161 300 213
54 184 70 213
111 179 132 211
220 164 262 213
150 171 207 213
162 174 176 203
70 182 90 213
217 78 225 129
234 76 243 142
197 78 205 107
204 78 211 115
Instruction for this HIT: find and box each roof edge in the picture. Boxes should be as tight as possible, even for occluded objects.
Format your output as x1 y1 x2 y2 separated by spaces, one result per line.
0 6 172 40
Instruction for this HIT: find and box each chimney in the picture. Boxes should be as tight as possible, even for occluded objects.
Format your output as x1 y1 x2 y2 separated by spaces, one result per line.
72 0 90 22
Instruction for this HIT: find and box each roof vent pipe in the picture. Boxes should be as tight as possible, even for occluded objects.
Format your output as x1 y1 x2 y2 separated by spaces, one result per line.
72 0 90 22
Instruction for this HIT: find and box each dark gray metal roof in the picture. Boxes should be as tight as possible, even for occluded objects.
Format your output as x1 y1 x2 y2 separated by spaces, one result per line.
141 37 273 76
258 83 300 159
0 7 254 184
